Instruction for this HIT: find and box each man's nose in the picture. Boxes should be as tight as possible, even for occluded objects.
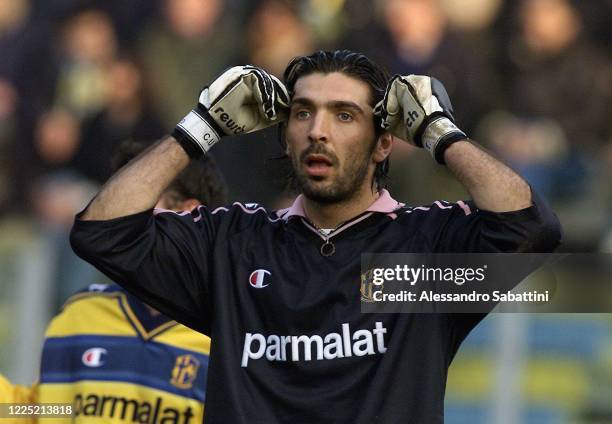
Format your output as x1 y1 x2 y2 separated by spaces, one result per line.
308 112 330 143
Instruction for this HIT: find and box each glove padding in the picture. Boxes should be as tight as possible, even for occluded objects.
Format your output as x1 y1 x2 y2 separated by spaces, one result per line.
173 65 289 158
374 75 466 164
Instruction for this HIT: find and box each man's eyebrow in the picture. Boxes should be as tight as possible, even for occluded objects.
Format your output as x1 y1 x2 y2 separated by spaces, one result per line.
291 98 366 114
329 100 365 114
290 97 315 107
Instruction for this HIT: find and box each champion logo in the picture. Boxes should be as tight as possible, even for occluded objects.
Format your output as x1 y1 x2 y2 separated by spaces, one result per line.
249 269 271 289
82 348 107 367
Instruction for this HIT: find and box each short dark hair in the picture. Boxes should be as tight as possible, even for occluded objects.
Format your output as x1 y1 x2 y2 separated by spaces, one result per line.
111 140 228 208
282 50 391 190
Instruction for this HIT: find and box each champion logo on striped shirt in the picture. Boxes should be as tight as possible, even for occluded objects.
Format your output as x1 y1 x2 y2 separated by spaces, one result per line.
82 347 107 367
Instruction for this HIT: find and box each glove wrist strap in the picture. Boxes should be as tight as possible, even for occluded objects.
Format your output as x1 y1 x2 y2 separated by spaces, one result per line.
173 107 223 158
422 117 467 164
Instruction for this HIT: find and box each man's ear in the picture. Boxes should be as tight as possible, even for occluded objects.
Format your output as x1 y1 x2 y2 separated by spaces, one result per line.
373 132 394 164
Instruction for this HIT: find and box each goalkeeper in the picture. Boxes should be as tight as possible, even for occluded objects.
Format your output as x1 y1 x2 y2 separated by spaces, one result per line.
70 51 561 423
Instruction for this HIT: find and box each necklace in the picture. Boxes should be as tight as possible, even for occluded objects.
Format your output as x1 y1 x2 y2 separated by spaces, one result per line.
320 238 336 257
304 192 381 257
314 224 344 257
300 220 339 257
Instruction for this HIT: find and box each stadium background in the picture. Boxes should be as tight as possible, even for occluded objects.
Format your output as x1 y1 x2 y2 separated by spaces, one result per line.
0 0 609 422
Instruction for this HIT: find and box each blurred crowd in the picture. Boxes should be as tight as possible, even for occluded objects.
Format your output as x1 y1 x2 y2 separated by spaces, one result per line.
0 0 610 273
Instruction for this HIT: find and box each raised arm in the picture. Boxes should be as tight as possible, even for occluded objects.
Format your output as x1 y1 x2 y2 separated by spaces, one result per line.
443 140 530 212
70 67 289 333
82 137 188 220
80 66 289 221
375 75 531 212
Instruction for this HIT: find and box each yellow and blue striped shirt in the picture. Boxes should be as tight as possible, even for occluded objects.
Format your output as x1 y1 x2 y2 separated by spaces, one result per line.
37 283 210 423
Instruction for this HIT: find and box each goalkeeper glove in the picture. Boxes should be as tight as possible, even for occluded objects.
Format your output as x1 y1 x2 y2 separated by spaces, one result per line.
173 66 289 158
374 75 467 164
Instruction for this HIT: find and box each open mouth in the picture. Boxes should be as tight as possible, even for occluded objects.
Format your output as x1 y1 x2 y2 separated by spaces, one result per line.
304 154 333 177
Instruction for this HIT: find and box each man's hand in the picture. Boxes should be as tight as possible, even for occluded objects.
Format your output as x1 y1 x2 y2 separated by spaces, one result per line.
374 75 467 164
173 66 290 158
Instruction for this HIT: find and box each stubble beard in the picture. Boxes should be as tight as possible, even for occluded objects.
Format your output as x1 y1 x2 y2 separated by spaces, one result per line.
293 149 372 205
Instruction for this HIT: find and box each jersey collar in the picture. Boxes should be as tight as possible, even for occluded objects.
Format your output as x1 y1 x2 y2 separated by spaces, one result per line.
121 290 177 340
278 189 404 221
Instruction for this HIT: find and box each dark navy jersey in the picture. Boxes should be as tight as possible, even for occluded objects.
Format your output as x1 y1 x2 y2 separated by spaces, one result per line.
70 189 561 424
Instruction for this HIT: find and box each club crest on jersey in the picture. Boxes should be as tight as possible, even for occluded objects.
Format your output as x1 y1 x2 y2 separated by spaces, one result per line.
360 269 379 302
249 269 271 289
82 347 107 367
170 354 200 389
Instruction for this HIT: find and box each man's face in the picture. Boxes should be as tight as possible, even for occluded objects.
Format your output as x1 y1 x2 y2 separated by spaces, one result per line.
286 72 379 204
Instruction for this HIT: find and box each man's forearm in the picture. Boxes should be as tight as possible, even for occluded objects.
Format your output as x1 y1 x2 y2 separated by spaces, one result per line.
444 140 531 212
80 137 190 220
